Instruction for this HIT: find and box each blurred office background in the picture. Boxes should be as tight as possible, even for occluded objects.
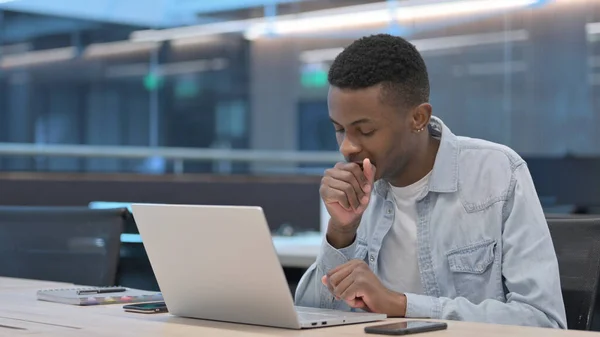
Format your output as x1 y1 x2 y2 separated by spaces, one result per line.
0 0 600 229
0 0 598 211
0 0 599 223
0 0 597 170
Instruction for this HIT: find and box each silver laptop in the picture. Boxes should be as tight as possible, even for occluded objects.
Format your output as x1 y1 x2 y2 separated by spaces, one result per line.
131 203 386 329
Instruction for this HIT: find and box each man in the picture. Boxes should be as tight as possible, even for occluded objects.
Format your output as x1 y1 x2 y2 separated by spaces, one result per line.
294 34 567 329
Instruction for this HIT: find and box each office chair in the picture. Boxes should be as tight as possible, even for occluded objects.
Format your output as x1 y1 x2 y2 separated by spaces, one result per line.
546 213 600 219
0 206 126 286
547 217 600 330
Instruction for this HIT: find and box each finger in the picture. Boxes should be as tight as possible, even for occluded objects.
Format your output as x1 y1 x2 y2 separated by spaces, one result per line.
346 297 368 310
327 260 359 278
323 274 366 309
322 177 361 210
328 166 366 200
337 277 369 310
336 162 369 193
332 271 356 300
340 279 366 303
326 266 354 295
362 158 376 189
321 275 335 294
356 158 375 210
328 264 355 290
321 184 351 210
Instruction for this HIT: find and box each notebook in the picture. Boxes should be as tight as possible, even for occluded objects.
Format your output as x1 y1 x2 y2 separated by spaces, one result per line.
36 286 163 306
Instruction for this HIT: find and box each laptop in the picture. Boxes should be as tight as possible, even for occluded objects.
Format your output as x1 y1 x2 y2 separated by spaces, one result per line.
131 203 386 329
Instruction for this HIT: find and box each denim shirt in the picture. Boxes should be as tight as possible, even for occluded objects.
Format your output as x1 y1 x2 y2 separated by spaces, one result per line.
294 116 567 329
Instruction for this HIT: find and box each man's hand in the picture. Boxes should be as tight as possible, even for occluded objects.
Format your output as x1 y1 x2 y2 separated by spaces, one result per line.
320 159 376 248
321 260 406 317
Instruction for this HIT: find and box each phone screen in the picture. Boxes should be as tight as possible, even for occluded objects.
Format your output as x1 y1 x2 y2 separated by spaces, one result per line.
123 302 167 312
382 322 437 329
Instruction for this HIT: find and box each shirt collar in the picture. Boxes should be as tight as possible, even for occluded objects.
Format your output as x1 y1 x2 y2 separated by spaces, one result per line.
374 116 459 197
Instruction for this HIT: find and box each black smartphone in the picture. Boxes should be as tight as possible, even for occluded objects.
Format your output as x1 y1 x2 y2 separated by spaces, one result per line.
364 321 448 335
123 302 168 314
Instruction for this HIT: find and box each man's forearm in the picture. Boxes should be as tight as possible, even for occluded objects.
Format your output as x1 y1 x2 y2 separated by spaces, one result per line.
404 293 564 328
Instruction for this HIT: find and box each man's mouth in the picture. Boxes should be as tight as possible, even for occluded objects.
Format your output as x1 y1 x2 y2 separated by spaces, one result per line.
348 159 375 170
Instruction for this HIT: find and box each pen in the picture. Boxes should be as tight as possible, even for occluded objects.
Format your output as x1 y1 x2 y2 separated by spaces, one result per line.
0 324 26 330
77 287 127 295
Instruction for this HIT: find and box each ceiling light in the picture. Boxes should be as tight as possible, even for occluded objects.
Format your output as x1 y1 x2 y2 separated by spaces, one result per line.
83 41 159 59
1 47 76 69
299 30 529 63
246 0 539 39
130 0 540 42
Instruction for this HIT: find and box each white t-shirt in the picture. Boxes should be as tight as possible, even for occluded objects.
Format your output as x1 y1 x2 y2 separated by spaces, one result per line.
378 171 432 295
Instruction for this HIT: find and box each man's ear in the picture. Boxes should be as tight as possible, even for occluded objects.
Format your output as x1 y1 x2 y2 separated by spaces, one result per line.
410 103 432 131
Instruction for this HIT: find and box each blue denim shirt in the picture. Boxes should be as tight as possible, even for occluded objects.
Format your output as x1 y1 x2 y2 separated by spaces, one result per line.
294 116 567 329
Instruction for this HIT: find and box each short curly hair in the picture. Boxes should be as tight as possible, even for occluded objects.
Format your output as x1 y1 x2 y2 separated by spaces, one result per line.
328 34 430 108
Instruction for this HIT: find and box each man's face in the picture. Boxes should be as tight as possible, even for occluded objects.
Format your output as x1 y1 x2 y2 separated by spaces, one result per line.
327 85 418 182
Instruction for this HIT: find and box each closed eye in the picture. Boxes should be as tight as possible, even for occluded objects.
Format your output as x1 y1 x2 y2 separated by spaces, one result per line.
361 130 375 137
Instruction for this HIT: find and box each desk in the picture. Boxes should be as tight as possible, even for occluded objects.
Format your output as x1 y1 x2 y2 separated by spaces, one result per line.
0 277 595 337
0 277 72 291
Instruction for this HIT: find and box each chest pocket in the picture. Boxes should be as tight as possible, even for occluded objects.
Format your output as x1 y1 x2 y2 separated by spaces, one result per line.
446 239 498 304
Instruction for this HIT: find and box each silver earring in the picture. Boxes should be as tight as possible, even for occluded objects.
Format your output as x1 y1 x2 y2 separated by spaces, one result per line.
415 127 425 133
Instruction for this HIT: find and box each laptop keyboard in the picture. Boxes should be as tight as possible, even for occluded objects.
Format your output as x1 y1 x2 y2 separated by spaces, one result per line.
297 312 339 321
296 307 345 321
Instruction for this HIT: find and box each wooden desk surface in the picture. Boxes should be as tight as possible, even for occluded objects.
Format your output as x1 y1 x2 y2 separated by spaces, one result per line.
0 277 596 337
0 277 72 290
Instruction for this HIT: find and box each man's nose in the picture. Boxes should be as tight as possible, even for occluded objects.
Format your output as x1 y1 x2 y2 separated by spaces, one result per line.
339 135 361 158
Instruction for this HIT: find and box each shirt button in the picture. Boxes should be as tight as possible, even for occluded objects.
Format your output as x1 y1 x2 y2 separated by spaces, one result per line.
386 208 392 214
369 255 375 262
